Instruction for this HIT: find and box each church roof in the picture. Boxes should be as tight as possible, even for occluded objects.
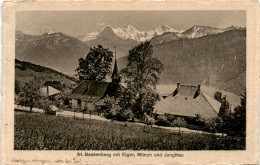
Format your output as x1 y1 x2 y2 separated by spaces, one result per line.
111 53 120 80
71 80 123 103
154 84 221 118
71 81 110 102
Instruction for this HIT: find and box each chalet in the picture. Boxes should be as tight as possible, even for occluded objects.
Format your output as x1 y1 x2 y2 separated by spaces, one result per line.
154 83 221 119
70 55 122 111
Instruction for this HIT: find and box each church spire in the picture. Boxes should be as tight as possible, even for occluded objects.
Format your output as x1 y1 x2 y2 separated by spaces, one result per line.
111 46 120 83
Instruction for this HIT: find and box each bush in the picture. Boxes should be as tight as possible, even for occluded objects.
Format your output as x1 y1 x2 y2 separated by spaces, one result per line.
204 117 223 133
116 109 134 121
104 108 118 119
104 104 134 121
194 114 206 126
172 117 186 127
155 116 171 126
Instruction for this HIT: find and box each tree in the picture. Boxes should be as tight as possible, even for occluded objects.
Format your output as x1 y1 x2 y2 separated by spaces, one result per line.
214 92 231 135
76 45 113 81
17 78 43 112
214 91 222 102
121 41 163 118
218 95 231 119
233 90 246 136
214 91 231 119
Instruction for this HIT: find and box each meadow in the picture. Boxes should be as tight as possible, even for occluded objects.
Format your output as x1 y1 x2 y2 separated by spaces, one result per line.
14 112 245 150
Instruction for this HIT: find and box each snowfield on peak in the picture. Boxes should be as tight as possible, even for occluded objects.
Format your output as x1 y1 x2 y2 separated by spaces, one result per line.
77 24 245 42
182 25 225 38
78 25 183 42
155 25 184 35
181 25 245 39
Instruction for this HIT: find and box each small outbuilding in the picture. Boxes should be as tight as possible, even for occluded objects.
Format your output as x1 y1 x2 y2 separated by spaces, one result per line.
41 85 61 98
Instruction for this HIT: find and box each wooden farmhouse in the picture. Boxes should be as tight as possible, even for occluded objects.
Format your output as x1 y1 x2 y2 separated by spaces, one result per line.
70 55 123 111
154 83 221 119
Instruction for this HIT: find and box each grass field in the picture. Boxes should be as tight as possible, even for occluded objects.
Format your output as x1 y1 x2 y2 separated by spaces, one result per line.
14 112 245 150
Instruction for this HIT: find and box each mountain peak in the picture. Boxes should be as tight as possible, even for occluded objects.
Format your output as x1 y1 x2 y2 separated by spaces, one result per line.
224 25 244 31
100 25 113 32
126 25 137 30
99 25 118 38
182 25 224 38
78 25 184 42
190 25 214 30
155 25 182 35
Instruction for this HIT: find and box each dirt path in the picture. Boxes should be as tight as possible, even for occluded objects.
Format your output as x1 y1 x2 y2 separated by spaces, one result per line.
14 105 224 136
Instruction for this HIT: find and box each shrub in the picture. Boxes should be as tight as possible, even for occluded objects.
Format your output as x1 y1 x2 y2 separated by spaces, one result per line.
105 104 134 121
155 116 171 126
172 117 187 133
116 109 134 121
204 117 224 133
104 104 120 119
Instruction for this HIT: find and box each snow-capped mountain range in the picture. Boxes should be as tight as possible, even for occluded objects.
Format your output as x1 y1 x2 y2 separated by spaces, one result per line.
77 25 184 42
181 25 244 39
77 24 244 42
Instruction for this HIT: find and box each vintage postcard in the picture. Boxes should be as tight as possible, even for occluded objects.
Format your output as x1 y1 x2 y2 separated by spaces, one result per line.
1 0 260 164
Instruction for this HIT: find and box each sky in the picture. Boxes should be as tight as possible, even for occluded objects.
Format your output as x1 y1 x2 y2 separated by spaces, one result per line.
16 10 246 37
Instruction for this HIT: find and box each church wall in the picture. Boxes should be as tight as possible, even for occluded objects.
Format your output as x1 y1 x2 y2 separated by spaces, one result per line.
71 99 78 109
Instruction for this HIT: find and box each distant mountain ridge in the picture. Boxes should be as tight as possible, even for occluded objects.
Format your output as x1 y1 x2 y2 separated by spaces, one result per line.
118 29 246 95
150 25 245 45
77 25 184 42
15 31 90 76
78 24 244 43
152 29 246 95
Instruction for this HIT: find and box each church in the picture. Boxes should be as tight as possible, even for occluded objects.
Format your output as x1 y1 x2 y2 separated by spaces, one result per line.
70 54 123 111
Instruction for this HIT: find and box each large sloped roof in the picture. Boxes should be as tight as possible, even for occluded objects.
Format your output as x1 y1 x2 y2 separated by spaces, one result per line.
154 84 221 118
71 81 110 102
71 81 89 95
156 84 241 112
71 80 124 103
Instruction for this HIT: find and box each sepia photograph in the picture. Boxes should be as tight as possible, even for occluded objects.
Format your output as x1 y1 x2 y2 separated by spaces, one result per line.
13 10 247 151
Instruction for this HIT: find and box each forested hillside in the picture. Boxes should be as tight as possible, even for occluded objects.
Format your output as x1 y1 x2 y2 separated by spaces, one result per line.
15 59 78 90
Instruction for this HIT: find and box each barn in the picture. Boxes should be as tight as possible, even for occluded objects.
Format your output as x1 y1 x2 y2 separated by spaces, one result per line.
154 83 221 119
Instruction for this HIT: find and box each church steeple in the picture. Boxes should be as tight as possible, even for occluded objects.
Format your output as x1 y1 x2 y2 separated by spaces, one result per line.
111 46 120 83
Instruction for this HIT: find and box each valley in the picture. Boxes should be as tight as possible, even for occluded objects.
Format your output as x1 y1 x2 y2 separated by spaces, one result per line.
15 25 246 95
